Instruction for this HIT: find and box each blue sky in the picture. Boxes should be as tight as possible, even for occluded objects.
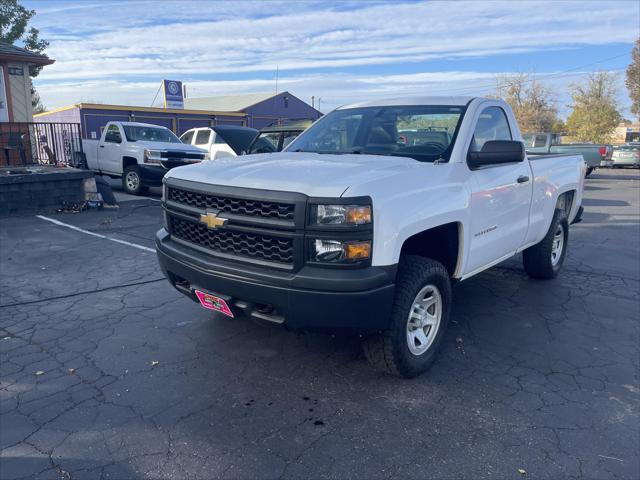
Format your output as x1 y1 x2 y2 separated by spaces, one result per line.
25 0 640 118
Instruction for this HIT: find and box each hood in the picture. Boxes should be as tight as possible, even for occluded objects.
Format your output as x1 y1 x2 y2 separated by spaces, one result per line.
212 126 260 155
136 140 206 153
165 151 421 197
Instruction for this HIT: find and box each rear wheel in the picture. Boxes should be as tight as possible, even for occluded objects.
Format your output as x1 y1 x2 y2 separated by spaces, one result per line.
362 256 451 378
122 165 149 195
523 209 568 279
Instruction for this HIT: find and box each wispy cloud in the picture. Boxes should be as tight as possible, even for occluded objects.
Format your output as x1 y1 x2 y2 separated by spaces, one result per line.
27 0 639 113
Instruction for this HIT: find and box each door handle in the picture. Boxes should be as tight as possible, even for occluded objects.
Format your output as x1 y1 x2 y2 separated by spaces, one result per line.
99 145 105 148
517 175 529 183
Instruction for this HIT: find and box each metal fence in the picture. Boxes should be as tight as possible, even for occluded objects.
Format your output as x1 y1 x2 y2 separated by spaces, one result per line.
0 122 84 167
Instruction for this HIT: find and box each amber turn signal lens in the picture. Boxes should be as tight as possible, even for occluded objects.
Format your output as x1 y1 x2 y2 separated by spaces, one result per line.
345 206 372 225
345 241 371 260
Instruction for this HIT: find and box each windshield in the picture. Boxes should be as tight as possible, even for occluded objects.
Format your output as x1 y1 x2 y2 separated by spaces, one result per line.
285 105 466 162
123 126 181 143
250 132 280 154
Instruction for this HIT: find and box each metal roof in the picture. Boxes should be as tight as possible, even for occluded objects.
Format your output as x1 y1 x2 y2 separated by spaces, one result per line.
117 121 173 127
34 102 246 118
0 41 54 65
338 96 476 109
184 92 280 112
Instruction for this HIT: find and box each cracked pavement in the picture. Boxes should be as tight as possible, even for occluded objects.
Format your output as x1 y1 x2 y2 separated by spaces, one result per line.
1 170 638 479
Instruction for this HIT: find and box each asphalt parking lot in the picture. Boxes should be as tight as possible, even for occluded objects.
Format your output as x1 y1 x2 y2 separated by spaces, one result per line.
1 169 639 480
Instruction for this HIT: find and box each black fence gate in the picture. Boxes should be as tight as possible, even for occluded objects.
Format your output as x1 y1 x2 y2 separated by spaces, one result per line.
0 122 84 167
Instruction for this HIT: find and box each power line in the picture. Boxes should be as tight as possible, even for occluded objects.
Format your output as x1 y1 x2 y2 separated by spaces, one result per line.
442 52 630 96
318 52 630 101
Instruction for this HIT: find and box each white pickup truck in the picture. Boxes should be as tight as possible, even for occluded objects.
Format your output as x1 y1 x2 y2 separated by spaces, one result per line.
83 121 206 195
155 97 585 377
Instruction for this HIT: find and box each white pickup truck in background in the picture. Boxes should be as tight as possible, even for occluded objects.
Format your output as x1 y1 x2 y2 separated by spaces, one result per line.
82 121 206 195
156 96 585 377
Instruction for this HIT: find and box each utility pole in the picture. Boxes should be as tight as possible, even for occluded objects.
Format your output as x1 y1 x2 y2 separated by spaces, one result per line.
275 65 279 95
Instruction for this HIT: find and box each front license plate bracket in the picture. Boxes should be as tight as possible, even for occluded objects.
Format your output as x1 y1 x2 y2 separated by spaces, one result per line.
194 289 234 318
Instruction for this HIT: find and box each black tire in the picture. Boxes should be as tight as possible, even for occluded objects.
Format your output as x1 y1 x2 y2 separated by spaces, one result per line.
362 256 451 378
122 165 149 195
585 167 594 177
523 209 568 280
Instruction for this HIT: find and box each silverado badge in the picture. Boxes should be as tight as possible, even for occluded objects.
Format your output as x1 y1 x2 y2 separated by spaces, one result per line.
199 210 228 229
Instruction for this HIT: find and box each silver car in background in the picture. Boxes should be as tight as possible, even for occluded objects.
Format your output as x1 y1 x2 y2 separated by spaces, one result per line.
612 144 640 168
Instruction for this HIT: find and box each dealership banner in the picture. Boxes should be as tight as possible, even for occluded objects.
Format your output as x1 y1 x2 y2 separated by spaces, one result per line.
163 80 184 109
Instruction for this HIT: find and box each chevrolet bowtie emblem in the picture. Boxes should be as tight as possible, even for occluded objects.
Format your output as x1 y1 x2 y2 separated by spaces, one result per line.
199 210 228 229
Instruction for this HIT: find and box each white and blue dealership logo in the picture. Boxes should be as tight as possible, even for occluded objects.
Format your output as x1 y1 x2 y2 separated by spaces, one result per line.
163 79 184 109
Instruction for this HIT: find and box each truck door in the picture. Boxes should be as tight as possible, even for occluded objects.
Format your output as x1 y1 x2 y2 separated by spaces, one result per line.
99 124 124 174
464 106 532 275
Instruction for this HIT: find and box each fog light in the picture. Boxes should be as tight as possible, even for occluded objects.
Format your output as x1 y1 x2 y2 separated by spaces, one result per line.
345 241 371 261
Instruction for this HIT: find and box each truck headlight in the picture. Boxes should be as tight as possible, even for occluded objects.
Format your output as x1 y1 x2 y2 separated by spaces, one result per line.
311 204 372 225
144 149 162 164
310 239 371 263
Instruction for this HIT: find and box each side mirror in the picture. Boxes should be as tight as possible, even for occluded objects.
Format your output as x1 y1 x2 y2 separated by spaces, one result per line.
468 140 525 169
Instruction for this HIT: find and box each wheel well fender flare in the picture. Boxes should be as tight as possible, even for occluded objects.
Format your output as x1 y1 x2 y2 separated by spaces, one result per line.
396 221 464 278
122 156 138 170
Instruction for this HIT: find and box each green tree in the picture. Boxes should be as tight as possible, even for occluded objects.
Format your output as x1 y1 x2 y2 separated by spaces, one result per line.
0 0 49 111
566 72 621 143
626 38 640 121
495 73 559 133
550 118 566 134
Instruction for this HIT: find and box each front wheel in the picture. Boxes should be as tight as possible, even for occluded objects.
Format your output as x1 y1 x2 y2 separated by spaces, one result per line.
122 165 149 195
585 167 594 177
362 256 451 378
523 209 569 279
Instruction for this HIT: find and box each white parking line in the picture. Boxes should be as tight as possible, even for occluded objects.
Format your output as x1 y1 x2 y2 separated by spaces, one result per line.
36 215 155 253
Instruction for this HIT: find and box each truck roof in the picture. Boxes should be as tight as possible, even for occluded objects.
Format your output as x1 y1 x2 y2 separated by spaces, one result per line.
339 96 476 109
111 121 170 128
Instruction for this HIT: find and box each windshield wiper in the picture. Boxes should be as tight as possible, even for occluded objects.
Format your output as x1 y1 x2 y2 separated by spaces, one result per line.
291 148 392 156
347 147 389 156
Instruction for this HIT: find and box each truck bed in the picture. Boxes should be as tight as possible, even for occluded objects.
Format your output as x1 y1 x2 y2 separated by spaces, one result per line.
528 153 584 226
82 139 99 170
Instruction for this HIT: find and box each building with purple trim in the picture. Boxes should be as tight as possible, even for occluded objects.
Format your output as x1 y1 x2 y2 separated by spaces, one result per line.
184 91 321 129
35 91 321 139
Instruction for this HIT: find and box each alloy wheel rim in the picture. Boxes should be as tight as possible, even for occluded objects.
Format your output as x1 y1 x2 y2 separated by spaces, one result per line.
551 224 564 266
406 284 442 356
126 171 139 191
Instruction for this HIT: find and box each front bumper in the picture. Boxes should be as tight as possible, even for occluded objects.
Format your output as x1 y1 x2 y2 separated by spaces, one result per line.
138 165 167 186
156 229 396 333
613 158 640 167
139 160 203 186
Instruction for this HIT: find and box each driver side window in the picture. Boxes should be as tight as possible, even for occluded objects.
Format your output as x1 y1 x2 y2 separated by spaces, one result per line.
104 125 122 143
470 107 511 152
